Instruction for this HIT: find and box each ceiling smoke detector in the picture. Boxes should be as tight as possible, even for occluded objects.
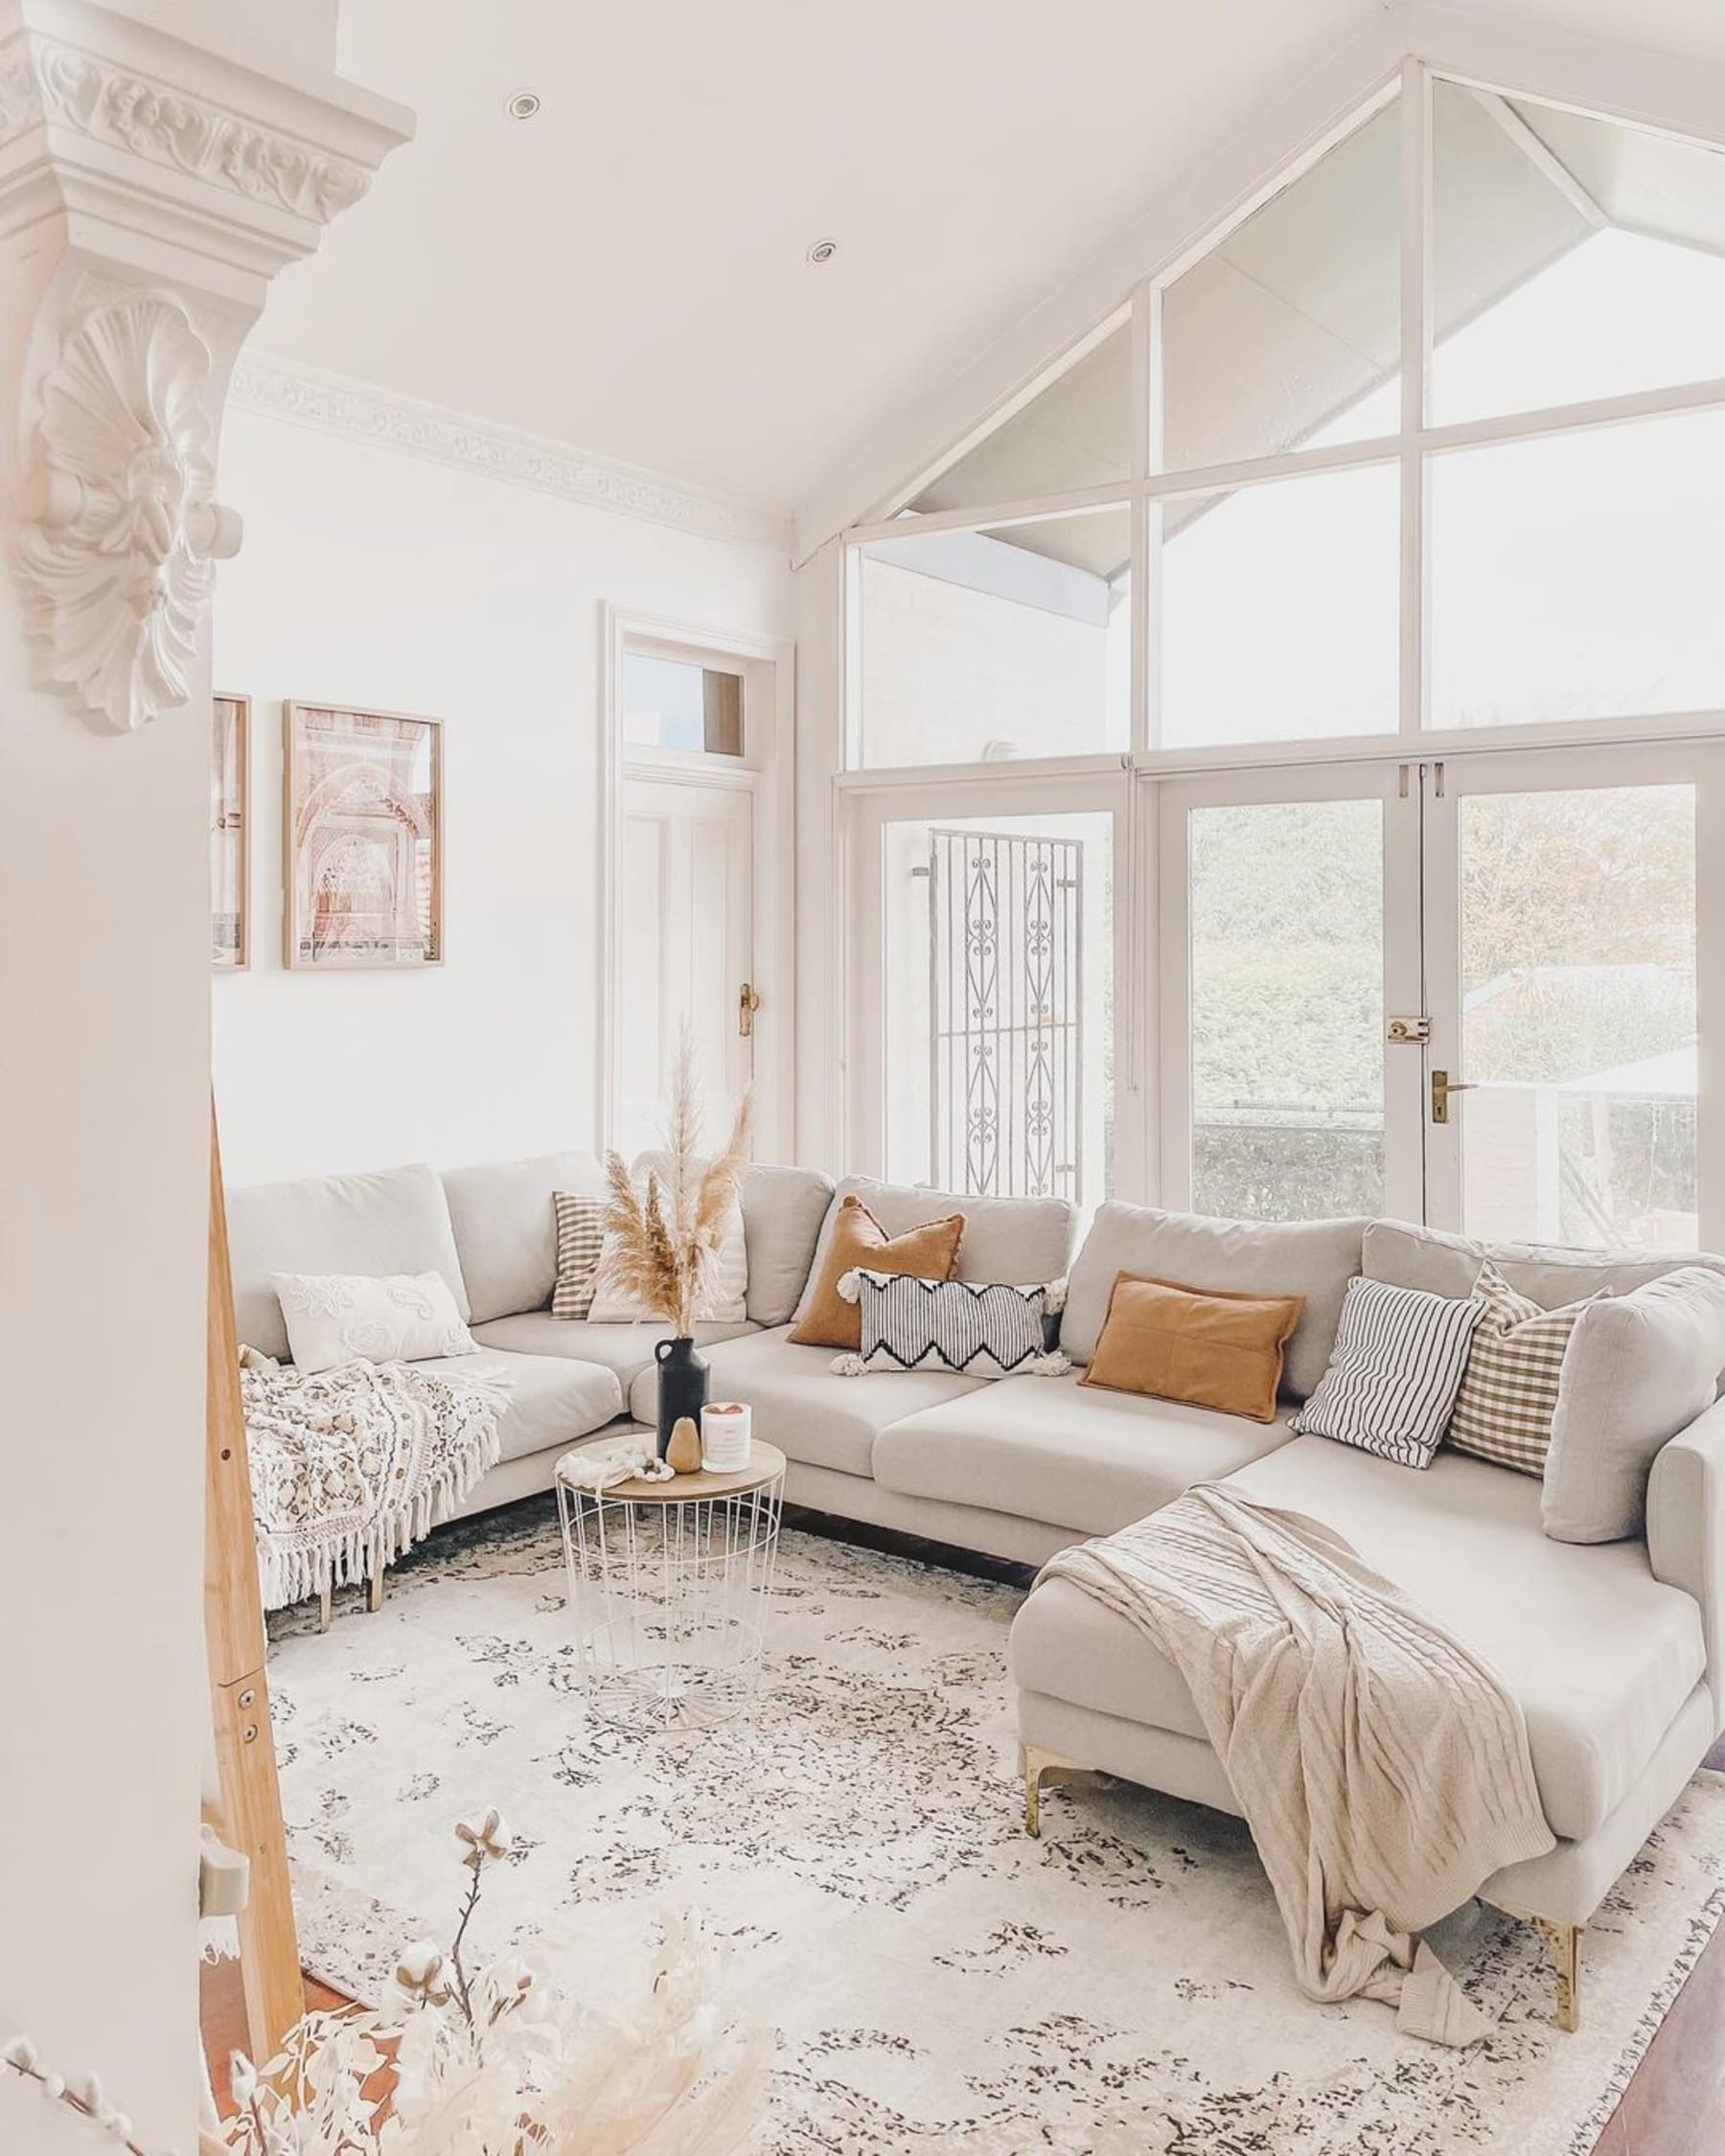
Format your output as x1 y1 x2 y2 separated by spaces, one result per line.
806 238 839 265
505 89 541 121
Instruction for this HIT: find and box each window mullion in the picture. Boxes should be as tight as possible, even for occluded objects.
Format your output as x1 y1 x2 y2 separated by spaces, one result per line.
1399 55 1432 740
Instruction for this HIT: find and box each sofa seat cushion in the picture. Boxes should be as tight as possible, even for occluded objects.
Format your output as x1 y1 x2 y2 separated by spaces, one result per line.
1014 1435 1707 1841
628 1326 987 1477
417 1348 621 1464
874 1372 1294 1539
471 1315 757 1403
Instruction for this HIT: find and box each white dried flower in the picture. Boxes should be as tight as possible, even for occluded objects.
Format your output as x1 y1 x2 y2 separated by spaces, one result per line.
228 2053 258 2106
393 1939 453 2006
2 2034 36 2071
42 2072 64 2099
455 1807 512 1869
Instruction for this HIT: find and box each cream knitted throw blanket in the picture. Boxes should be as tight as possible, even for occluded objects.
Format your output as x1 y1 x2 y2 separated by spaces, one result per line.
242 1353 507 1610
1042 1483 1555 2045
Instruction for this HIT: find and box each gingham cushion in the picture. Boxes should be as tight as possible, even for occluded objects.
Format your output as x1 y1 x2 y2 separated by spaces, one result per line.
1445 1261 1596 1478
550 1191 607 1319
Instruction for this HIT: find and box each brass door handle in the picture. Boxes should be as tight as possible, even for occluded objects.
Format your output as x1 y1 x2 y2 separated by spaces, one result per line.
738 982 761 1039
1430 1069 1478 1124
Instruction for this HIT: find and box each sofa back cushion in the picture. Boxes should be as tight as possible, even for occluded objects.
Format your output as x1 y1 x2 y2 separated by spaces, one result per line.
740 1163 836 1326
225 1161 471 1362
440 1151 606 1324
1062 1204 1367 1400
1364 1217 1725 1311
792 1178 1076 1330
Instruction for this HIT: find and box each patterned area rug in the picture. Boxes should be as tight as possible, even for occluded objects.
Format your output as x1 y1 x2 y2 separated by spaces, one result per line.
268 1496 1725 2154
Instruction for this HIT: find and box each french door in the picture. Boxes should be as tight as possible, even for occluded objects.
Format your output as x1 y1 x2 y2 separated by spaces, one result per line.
1159 742 1724 1249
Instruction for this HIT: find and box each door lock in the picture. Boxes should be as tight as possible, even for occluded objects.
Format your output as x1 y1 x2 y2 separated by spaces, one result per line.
1386 1016 1431 1044
738 982 761 1039
1430 1069 1478 1124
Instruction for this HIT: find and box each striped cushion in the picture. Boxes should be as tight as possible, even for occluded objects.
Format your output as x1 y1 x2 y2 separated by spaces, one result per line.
844 1269 1061 1378
1291 1274 1485 1468
550 1191 607 1319
1446 1262 1593 1477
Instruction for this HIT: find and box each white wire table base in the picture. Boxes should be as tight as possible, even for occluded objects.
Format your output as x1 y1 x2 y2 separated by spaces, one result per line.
556 1464 784 1733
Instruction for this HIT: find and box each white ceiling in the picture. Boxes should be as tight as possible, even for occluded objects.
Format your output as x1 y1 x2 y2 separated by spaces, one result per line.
255 0 1725 524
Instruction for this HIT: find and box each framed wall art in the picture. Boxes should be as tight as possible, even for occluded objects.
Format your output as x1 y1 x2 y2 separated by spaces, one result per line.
211 692 250 970
283 701 445 971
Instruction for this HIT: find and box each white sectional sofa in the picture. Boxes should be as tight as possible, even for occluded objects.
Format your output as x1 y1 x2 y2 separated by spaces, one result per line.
226 1151 1725 2024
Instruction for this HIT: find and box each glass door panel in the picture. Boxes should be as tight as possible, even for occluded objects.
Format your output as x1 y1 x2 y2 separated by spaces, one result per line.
1160 766 1424 1223
1422 749 1717 1250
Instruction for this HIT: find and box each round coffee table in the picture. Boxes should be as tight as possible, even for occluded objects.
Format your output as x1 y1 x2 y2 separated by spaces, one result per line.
554 1440 786 1732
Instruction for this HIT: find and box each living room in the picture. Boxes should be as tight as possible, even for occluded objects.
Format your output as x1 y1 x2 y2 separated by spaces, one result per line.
6 1 1725 2151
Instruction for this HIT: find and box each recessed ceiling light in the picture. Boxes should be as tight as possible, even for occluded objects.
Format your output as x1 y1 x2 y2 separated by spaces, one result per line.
806 238 839 265
505 89 541 120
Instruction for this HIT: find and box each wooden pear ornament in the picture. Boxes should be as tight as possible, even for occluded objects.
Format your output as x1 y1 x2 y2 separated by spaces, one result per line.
667 1415 702 1475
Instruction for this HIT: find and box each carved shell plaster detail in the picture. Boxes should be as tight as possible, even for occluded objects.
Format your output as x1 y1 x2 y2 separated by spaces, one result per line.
17 293 242 734
0 38 368 223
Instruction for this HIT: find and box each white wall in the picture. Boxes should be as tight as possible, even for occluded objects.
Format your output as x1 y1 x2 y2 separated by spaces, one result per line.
211 408 790 1187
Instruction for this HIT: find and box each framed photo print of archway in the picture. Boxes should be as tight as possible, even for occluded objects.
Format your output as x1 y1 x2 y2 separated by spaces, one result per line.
283 701 444 970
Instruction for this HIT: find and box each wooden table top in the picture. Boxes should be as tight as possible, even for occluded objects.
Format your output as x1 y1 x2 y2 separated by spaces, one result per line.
559 1438 786 1504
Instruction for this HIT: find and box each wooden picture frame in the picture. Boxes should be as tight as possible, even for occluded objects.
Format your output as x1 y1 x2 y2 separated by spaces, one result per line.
211 692 250 971
282 700 445 971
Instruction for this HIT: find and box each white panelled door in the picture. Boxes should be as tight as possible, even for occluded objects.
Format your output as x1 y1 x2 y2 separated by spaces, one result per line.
613 771 755 1158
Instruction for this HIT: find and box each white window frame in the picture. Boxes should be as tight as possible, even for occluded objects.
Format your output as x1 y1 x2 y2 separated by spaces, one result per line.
597 604 795 1159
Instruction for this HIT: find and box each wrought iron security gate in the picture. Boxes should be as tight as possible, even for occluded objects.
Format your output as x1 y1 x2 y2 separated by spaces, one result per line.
925 828 1082 1199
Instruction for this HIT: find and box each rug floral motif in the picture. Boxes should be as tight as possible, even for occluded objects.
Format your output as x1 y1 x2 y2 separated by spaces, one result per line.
267 1497 1725 2154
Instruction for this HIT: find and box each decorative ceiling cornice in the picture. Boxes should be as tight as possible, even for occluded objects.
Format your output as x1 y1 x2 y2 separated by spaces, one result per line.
227 354 794 552
0 34 370 224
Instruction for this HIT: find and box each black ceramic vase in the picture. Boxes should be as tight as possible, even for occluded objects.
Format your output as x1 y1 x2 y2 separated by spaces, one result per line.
655 1335 709 1458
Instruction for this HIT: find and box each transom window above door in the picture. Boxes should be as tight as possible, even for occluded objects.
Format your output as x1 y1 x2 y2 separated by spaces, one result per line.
622 651 744 758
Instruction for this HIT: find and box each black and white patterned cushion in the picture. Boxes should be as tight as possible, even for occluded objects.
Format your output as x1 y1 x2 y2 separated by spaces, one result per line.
1290 1273 1485 1468
834 1268 1069 1379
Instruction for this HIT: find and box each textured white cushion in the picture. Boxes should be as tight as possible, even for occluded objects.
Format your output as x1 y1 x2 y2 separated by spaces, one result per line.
1543 1267 1725 1544
793 1179 1076 1324
1364 1217 1725 1310
627 1326 986 1477
1063 1204 1366 1399
271 1271 475 1375
441 1150 605 1323
874 1371 1291 1537
226 1161 471 1363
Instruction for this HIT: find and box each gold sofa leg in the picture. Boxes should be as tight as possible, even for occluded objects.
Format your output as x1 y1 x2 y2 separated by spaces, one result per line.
1022 1745 1084 1837
367 1569 385 1615
1489 1900 1581 2031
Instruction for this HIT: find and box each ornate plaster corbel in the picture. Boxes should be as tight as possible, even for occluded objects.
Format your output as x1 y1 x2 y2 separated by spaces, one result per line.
16 289 242 734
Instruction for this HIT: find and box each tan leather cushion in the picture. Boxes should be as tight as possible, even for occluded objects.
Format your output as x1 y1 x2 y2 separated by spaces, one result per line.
1079 1273 1304 1423
787 1194 964 1351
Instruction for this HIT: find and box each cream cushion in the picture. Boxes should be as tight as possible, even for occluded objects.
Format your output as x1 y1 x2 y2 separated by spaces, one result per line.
1364 1217 1725 1309
272 1270 474 1374
740 1164 836 1325
1013 1434 1706 1839
873 1371 1293 1538
226 1161 471 1363
1062 1204 1365 1399
1543 1268 1725 1544
472 1313 757 1406
419 1347 621 1464
628 1326 986 1478
440 1150 605 1324
793 1179 1076 1325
